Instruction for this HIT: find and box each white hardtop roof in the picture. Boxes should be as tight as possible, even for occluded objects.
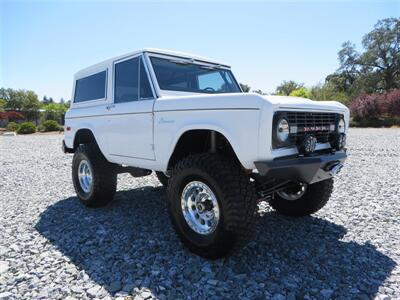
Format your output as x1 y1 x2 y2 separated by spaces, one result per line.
75 48 230 78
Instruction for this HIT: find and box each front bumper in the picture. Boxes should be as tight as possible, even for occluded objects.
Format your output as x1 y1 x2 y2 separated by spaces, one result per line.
254 151 347 184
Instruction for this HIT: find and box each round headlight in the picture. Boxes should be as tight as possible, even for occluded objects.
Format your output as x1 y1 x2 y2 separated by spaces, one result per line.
338 118 345 134
277 118 290 142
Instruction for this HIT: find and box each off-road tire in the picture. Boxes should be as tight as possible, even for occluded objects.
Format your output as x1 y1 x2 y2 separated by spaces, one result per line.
72 144 117 207
167 153 257 259
269 178 334 217
155 171 169 187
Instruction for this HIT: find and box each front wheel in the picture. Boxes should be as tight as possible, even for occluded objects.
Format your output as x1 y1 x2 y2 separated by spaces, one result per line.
155 171 169 187
167 153 257 259
72 144 117 207
269 179 334 217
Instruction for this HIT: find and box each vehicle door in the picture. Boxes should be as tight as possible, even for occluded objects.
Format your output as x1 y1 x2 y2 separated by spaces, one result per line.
106 54 155 160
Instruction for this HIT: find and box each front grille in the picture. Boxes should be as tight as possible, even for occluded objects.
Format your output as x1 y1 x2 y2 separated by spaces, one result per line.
286 111 338 144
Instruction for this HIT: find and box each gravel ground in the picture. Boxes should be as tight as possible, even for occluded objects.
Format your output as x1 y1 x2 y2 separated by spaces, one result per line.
0 128 399 300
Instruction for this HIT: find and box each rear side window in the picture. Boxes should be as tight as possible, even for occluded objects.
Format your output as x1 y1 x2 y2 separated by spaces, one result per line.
114 57 139 103
114 57 153 103
74 71 106 103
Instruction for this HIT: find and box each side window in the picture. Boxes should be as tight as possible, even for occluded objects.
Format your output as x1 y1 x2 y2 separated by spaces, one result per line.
74 71 106 103
114 57 139 103
139 58 153 99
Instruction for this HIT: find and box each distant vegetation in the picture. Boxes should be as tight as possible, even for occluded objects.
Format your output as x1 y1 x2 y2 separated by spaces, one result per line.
6 121 20 132
42 120 62 132
17 122 36 134
0 88 69 133
349 90 400 127
240 18 400 127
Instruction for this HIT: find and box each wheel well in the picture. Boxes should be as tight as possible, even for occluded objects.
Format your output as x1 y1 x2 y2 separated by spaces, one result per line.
73 129 98 150
167 130 240 170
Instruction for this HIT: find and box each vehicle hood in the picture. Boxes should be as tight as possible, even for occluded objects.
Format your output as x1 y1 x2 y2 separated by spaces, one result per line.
262 95 348 113
154 93 348 114
155 93 263 111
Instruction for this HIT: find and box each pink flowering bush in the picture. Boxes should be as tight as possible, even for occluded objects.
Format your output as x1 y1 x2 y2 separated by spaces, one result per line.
384 90 400 117
349 90 400 126
350 89 400 119
349 93 382 119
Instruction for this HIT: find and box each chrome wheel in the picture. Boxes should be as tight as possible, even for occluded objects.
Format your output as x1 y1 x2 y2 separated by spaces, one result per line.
181 181 220 235
78 160 93 193
277 182 307 201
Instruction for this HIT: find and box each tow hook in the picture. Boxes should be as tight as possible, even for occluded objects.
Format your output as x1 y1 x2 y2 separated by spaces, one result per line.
325 162 344 177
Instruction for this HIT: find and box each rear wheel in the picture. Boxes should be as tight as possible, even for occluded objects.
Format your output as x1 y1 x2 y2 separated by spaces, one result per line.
269 179 334 217
72 144 117 207
167 153 257 259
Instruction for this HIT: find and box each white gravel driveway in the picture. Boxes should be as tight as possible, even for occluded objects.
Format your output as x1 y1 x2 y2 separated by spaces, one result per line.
0 128 399 299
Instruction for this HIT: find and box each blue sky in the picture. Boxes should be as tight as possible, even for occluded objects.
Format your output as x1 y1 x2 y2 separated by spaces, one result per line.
1 0 399 101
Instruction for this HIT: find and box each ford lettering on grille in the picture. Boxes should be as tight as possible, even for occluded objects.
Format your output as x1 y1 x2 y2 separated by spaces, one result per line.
302 125 330 132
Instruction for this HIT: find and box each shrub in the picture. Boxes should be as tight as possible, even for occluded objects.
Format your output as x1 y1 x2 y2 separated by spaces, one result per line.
384 89 400 117
349 89 400 121
17 122 36 134
6 122 20 132
349 93 382 119
42 120 60 132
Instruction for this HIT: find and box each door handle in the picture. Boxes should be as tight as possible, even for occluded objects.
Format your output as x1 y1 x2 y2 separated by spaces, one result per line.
106 104 115 110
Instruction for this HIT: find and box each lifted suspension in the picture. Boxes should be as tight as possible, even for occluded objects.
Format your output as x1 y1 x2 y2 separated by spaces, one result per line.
251 174 293 201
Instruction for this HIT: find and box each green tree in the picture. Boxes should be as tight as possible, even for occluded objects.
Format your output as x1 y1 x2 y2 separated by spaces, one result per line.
22 90 41 122
0 88 41 123
43 102 68 124
328 17 400 97
361 18 400 90
0 88 11 103
0 99 6 112
2 88 25 110
275 80 304 96
309 83 349 104
289 87 311 99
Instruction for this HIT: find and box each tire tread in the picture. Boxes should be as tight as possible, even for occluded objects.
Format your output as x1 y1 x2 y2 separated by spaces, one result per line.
72 144 117 207
167 153 257 258
269 179 334 217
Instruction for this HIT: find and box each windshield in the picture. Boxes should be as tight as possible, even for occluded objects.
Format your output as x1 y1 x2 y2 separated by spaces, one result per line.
150 57 241 94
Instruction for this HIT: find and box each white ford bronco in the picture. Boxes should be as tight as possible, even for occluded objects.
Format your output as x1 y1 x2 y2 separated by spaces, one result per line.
63 49 349 258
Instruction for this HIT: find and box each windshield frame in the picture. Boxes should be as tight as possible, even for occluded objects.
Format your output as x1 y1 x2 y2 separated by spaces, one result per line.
144 52 243 97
